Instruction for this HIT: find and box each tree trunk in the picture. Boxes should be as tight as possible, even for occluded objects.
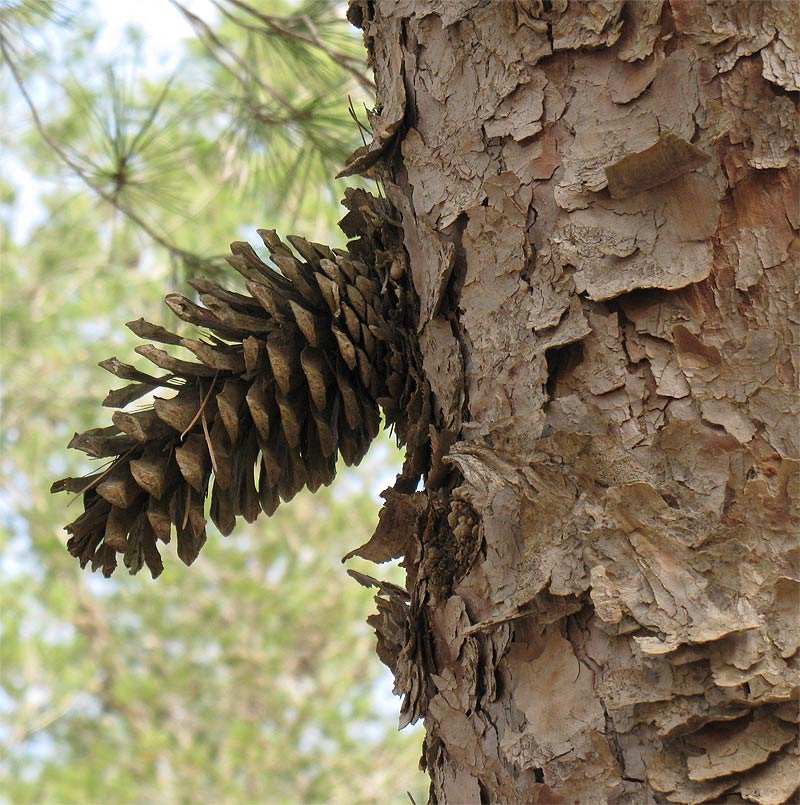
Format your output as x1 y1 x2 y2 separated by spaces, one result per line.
344 1 799 803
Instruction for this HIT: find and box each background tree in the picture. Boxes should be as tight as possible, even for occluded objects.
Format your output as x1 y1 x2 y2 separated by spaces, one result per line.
0 2 427 802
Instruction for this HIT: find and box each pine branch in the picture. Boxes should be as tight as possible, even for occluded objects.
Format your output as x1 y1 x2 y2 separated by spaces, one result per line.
216 0 375 94
169 0 296 116
0 34 207 269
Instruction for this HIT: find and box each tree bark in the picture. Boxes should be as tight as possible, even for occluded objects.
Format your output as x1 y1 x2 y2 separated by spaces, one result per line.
345 1 799 803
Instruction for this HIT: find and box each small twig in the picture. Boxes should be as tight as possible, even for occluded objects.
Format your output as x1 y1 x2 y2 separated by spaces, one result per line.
463 608 538 635
180 372 220 441
200 406 219 476
182 483 191 530
348 95 369 148
7 692 80 748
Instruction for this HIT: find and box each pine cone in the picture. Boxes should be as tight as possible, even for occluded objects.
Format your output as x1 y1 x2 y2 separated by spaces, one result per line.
51 190 429 578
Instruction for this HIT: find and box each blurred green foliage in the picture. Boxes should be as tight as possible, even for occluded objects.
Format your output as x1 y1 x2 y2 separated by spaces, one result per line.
0 2 426 802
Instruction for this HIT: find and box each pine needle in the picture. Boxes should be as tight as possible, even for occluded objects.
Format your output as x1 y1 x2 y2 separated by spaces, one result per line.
67 445 139 507
180 372 220 441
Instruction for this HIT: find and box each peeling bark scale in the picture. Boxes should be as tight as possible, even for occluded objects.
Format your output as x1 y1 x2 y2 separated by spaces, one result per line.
344 1 799 803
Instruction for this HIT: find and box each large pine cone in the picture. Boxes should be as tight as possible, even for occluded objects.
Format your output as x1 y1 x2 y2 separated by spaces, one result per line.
51 189 429 577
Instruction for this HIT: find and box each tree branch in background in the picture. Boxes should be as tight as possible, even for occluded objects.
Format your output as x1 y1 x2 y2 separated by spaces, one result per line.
169 0 297 117
0 33 209 270
3 2 373 262
217 0 375 94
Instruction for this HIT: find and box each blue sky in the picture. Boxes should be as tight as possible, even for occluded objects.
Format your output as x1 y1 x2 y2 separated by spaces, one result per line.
94 0 217 74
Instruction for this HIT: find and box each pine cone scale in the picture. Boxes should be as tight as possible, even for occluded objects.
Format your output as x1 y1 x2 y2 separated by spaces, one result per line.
112 409 173 443
68 428 139 459
242 336 267 373
216 378 246 443
174 433 210 493
289 300 328 348
129 449 173 499
299 347 330 411
96 464 143 509
126 318 183 345
135 344 218 377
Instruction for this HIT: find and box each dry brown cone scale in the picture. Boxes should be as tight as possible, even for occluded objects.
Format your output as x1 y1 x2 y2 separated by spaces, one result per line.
51 189 430 578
